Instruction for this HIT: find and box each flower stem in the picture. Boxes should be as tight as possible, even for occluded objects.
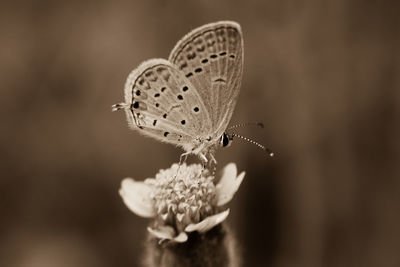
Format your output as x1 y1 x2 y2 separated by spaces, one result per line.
143 224 240 267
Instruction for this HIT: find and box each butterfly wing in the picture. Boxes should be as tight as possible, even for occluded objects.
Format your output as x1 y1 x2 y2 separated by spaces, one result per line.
122 59 212 150
168 21 244 138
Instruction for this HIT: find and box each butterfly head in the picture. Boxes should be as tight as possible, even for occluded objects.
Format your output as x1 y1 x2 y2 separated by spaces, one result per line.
220 124 275 157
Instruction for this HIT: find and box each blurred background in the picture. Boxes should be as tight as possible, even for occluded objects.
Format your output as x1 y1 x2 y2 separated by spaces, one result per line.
1 0 399 266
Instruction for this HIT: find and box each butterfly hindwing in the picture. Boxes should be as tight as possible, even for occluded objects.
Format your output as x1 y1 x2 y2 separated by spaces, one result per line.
123 59 212 148
168 21 244 137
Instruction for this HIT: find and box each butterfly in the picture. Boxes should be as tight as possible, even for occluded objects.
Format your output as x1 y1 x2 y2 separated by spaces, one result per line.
113 21 244 164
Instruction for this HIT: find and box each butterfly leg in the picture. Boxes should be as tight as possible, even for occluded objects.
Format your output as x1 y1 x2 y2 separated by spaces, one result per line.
208 153 218 176
199 152 208 164
209 153 217 165
199 152 213 177
199 152 209 171
179 151 190 166
174 151 191 178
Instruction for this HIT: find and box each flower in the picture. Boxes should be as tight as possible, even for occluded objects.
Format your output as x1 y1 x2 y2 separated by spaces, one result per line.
119 162 245 243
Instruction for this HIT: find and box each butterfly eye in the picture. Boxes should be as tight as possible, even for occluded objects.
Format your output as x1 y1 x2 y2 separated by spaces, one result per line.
220 133 230 147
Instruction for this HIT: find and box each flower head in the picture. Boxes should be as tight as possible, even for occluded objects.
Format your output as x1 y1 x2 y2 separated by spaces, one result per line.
119 163 245 243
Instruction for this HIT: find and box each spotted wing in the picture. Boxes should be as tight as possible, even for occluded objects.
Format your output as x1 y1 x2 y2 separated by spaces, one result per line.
168 21 244 138
121 59 212 150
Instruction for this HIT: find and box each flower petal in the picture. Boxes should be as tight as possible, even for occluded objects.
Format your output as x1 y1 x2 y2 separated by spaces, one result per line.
119 178 155 218
147 226 188 243
147 226 175 239
216 163 245 206
173 232 188 243
185 209 230 233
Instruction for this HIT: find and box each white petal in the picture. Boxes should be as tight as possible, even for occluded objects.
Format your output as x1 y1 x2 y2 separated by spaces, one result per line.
173 232 188 243
119 178 155 218
147 226 175 239
185 209 230 233
216 163 245 206
147 226 188 243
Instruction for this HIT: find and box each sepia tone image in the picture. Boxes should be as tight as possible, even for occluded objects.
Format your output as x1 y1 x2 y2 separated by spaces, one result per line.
1 0 399 266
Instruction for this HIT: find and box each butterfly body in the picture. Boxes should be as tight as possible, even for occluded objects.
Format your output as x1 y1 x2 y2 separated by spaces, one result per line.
114 21 243 162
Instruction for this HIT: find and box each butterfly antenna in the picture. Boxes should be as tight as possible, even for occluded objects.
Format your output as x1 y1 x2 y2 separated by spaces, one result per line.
232 133 274 157
111 103 129 112
227 122 264 131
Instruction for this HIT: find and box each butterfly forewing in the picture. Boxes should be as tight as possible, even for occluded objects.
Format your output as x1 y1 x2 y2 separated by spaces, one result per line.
168 21 244 137
123 59 212 147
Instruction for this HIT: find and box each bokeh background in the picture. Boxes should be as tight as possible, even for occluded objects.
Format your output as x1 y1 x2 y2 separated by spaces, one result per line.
1 0 399 266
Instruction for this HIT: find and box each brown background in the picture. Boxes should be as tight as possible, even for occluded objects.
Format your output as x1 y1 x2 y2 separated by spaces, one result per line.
1 0 399 266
